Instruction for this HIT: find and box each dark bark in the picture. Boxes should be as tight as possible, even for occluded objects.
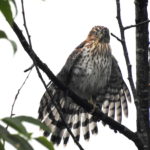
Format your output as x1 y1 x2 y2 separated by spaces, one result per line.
135 0 150 149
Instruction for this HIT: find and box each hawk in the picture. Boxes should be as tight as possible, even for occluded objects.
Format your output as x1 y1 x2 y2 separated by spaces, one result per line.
38 26 131 145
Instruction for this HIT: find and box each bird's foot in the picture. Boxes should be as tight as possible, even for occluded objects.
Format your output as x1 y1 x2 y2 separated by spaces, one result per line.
88 97 97 114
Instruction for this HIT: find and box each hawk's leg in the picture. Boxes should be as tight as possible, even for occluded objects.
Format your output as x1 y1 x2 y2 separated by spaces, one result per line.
87 96 95 111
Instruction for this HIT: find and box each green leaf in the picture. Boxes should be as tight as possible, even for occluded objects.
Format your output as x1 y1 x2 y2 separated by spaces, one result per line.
9 39 17 53
2 118 31 139
0 140 4 150
10 0 18 16
0 0 13 24
35 136 55 150
0 30 17 53
0 30 8 39
14 116 51 133
0 124 33 150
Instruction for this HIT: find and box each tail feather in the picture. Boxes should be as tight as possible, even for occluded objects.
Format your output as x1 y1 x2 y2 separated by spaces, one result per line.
91 122 98 134
73 113 81 141
108 101 115 119
63 115 73 145
115 97 122 123
120 89 128 117
89 115 98 134
102 100 110 115
38 79 131 145
82 113 90 140
123 83 131 102
50 111 70 145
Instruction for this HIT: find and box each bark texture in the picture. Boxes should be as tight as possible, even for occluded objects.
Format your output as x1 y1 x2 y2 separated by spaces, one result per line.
135 0 150 149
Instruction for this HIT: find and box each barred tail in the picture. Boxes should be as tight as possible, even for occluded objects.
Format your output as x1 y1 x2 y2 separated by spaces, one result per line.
100 82 131 123
38 83 98 145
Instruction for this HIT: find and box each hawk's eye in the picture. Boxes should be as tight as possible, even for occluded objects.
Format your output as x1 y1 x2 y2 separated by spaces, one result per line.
102 28 109 35
95 31 99 35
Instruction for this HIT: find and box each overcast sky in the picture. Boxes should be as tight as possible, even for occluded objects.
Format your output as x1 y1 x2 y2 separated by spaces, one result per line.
0 0 149 150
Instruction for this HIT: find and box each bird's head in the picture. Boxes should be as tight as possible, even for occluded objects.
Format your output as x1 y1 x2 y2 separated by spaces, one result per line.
87 26 110 43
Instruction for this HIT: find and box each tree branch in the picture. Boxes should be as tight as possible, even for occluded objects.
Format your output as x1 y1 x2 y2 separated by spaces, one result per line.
24 64 34 72
124 20 150 30
111 33 123 43
11 69 32 118
135 0 150 149
115 0 137 100
20 1 84 149
11 21 143 149
3 69 32 147
36 65 84 150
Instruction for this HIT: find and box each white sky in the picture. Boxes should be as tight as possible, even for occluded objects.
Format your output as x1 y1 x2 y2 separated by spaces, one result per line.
0 0 149 150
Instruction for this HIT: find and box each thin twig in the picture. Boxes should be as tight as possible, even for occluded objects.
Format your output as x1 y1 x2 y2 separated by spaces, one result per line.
124 20 150 30
3 69 32 146
24 64 34 72
116 0 137 99
10 69 32 118
111 33 123 43
21 0 32 49
20 1 84 149
11 22 143 150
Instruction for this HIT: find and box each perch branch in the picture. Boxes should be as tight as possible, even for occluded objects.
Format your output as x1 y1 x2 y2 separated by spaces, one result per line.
36 64 84 150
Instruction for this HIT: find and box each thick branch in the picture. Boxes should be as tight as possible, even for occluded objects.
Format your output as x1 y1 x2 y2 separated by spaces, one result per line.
135 0 150 149
11 22 143 149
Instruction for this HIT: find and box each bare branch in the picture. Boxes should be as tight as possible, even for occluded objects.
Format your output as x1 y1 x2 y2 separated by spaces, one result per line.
124 20 150 30
35 64 84 150
111 33 123 43
20 1 84 149
24 64 34 72
3 69 32 147
5 69 32 130
11 69 32 117
116 0 137 100
11 21 143 149
21 0 33 50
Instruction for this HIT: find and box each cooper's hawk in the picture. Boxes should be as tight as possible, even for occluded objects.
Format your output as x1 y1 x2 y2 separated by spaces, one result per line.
38 26 131 145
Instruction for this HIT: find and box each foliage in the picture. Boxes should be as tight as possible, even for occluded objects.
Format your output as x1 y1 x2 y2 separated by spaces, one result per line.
0 1 55 149
0 30 17 53
0 116 54 150
0 0 17 53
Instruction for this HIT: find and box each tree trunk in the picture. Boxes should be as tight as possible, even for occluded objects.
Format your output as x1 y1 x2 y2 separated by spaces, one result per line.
135 0 150 150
